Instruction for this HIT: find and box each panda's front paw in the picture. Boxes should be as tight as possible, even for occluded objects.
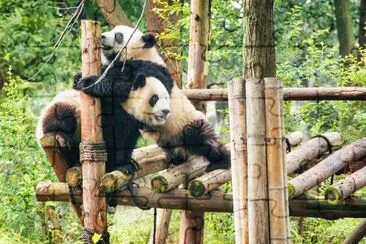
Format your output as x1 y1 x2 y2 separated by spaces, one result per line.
119 161 140 175
73 75 98 91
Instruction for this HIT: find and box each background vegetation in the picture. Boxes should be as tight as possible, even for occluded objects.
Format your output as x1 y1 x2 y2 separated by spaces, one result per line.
0 0 366 243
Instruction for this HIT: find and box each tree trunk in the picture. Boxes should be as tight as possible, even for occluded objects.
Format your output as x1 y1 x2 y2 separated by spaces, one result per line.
96 0 132 27
145 0 183 87
359 0 366 49
80 21 108 241
334 0 356 56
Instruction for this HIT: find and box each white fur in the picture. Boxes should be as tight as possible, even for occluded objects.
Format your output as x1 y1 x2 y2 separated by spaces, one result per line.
123 77 170 126
101 26 165 66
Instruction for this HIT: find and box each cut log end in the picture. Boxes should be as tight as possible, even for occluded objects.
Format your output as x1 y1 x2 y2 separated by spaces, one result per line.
151 176 168 193
65 167 82 187
324 187 342 204
188 180 206 198
101 170 129 193
40 134 57 147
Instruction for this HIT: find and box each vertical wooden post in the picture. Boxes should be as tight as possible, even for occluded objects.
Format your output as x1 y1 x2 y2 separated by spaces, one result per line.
80 20 108 241
243 0 277 243
179 0 209 243
228 78 248 243
265 78 289 242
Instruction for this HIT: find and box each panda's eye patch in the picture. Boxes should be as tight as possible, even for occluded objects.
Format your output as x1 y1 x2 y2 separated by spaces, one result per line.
115 32 123 43
149 94 159 107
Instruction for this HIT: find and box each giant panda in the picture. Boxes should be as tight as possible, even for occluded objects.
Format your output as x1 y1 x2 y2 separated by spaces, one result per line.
36 59 173 174
86 25 231 172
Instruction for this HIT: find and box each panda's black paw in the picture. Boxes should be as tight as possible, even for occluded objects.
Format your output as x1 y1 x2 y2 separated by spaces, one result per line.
73 75 98 91
205 160 230 172
73 72 82 88
119 161 140 175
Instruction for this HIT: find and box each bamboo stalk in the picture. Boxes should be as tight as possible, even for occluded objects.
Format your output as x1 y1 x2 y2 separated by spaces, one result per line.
227 78 248 243
151 156 209 193
342 219 366 244
182 87 366 101
246 78 270 243
325 165 366 204
36 183 366 219
80 21 108 237
289 138 366 199
287 132 343 174
188 169 231 198
265 77 288 242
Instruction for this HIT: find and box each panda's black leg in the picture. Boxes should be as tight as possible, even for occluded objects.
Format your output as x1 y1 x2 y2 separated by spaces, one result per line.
54 132 80 167
112 160 140 175
163 147 187 167
183 120 231 172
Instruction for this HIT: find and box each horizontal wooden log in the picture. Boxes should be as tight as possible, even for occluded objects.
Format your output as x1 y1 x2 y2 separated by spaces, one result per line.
287 132 343 174
102 154 167 193
188 169 231 197
36 182 366 219
289 138 366 198
325 165 366 204
183 87 366 101
151 156 209 193
286 131 303 147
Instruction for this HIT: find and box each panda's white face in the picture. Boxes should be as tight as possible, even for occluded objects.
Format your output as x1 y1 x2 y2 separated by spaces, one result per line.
123 76 170 126
100 25 165 66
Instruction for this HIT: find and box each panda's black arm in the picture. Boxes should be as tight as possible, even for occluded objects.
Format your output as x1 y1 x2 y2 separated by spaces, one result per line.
73 70 133 100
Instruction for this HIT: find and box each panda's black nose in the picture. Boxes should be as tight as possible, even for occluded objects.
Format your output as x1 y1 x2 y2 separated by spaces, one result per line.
162 109 170 115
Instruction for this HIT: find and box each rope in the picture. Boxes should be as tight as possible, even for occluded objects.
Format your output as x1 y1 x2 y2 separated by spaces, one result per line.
153 208 157 244
79 142 107 162
82 228 110 244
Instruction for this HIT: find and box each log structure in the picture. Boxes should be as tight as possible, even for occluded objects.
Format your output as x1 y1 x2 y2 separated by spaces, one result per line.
325 166 366 204
183 87 366 101
36 183 366 219
227 78 248 243
151 156 209 193
96 0 132 27
79 20 108 241
342 219 366 244
289 138 366 198
286 132 343 174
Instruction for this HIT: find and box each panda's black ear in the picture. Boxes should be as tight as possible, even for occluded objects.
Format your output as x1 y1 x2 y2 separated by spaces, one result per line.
133 74 146 90
142 33 156 48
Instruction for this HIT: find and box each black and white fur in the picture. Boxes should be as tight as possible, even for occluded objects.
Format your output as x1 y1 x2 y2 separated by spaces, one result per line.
98 25 230 171
37 58 173 174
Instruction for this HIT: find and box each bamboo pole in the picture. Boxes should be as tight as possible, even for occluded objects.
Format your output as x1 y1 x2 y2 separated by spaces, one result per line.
151 156 209 193
325 165 366 204
36 183 366 219
246 78 270 243
227 77 248 243
265 77 289 242
342 219 366 244
289 138 366 199
287 132 343 174
80 20 108 239
188 169 231 197
182 87 366 101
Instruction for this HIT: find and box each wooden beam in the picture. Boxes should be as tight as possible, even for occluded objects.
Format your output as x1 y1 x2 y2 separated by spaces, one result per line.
36 183 366 219
96 0 132 27
182 87 366 101
80 20 108 239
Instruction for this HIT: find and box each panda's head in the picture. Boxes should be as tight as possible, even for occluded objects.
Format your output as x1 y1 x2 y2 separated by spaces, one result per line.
101 25 165 66
123 74 170 126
